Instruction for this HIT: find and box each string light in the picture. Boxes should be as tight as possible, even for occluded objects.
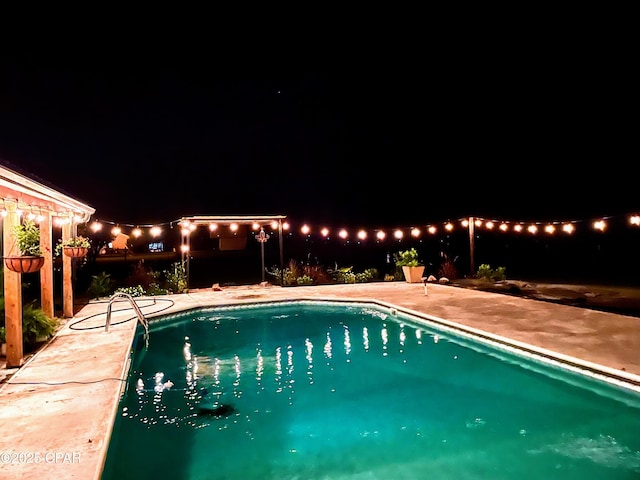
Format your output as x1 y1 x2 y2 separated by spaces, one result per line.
593 220 607 231
4 205 636 248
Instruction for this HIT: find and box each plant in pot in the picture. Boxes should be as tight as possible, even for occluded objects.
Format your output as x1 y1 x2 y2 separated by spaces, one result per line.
4 219 46 273
394 248 425 283
55 235 91 258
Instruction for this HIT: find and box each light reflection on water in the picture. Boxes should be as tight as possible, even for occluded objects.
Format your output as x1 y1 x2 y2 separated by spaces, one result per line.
103 302 640 480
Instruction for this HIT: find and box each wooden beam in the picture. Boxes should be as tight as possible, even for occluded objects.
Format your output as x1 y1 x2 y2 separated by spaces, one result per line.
62 220 74 318
2 200 24 367
39 212 55 319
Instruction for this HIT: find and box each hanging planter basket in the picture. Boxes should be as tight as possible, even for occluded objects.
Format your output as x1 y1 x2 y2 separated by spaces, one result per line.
63 247 89 258
3 256 45 273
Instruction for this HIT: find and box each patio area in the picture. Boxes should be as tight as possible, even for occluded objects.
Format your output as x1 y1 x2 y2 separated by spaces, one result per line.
1 281 640 479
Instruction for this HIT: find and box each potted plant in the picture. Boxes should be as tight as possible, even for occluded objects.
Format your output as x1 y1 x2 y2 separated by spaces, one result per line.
394 248 425 283
3 219 46 273
55 235 91 258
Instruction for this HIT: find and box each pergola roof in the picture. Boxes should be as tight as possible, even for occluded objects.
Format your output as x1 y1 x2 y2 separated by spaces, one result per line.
0 164 95 221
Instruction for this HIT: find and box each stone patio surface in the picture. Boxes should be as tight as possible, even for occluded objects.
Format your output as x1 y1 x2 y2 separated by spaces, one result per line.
1 282 640 479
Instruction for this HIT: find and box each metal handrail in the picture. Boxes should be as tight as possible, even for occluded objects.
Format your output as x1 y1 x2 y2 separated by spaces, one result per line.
105 292 149 347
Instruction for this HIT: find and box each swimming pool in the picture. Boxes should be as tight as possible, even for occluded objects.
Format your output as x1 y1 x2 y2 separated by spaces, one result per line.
101 300 640 479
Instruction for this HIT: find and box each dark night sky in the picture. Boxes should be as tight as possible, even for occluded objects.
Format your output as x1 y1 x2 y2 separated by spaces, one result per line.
1 43 636 229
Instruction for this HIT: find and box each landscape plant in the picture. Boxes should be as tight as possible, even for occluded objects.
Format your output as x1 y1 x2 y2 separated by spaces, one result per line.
21 300 59 346
87 271 113 299
13 219 43 256
394 248 423 267
438 252 459 280
476 264 507 282
114 285 145 297
164 261 188 294
54 235 91 256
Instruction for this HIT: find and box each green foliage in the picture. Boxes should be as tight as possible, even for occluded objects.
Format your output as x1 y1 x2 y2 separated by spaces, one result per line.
296 275 313 285
476 264 507 282
266 266 297 286
147 282 169 296
115 285 145 297
13 219 43 256
54 235 91 256
21 300 58 346
268 261 381 287
394 248 423 267
356 268 378 283
87 271 113 299
164 261 188 294
0 326 5 344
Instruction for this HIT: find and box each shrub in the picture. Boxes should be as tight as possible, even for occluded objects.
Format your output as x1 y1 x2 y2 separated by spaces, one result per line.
87 271 113 299
438 253 459 280
22 300 58 346
476 264 507 282
296 275 313 285
114 285 145 297
164 261 188 294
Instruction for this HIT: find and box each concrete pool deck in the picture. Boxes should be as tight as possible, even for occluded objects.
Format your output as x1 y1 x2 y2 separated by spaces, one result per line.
1 281 640 479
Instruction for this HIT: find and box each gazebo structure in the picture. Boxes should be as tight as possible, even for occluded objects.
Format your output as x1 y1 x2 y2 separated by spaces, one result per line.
178 215 287 287
1 163 95 367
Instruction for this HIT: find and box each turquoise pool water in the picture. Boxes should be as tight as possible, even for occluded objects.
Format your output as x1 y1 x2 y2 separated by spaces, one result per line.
102 301 640 479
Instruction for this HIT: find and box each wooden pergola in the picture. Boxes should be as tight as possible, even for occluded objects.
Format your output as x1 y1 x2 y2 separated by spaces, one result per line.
1 164 95 367
178 215 287 286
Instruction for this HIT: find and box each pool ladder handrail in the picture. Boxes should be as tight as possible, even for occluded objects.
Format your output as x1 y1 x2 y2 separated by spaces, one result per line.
105 292 149 347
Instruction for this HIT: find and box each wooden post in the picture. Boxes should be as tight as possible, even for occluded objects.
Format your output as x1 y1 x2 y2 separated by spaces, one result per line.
62 219 74 318
2 200 24 367
39 212 54 318
468 216 475 277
